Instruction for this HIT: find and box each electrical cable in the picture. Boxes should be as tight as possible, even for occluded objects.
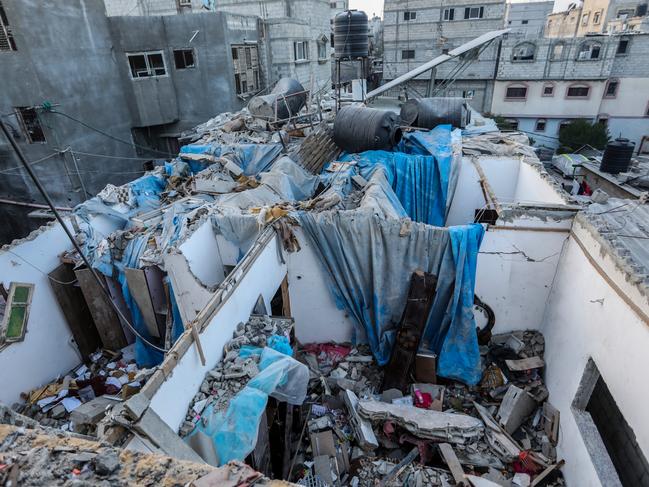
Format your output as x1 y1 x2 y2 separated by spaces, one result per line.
47 110 176 158
0 118 168 354
0 151 63 174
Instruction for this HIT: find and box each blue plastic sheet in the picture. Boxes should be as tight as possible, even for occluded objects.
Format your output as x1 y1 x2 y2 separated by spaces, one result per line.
297 212 484 385
191 347 308 465
180 143 282 175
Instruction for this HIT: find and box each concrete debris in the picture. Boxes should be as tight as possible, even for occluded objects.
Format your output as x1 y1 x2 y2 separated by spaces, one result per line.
181 315 294 437
358 401 484 444
13 346 150 434
0 422 287 486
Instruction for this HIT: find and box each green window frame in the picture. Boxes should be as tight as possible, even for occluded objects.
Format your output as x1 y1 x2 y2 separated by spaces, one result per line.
1 282 33 345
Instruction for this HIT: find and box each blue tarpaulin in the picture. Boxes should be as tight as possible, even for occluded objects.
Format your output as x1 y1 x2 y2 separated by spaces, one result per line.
298 210 484 385
180 143 282 175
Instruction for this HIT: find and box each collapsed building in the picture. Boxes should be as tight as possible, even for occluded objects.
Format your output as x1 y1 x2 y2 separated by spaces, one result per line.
1 29 648 487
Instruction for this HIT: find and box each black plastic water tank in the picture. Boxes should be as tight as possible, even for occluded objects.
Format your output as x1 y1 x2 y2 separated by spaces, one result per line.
600 138 635 174
333 106 402 153
400 97 471 129
334 10 369 59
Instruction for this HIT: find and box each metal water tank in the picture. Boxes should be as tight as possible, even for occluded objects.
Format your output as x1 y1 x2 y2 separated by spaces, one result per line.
600 138 635 174
334 10 369 59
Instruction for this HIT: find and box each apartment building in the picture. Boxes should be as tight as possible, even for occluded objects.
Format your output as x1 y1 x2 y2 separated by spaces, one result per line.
105 0 333 88
505 0 554 36
382 0 506 112
546 4 583 38
547 0 649 37
0 0 260 243
491 32 649 152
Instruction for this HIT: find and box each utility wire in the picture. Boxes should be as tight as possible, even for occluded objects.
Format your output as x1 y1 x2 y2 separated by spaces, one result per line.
3 249 78 286
0 118 168 354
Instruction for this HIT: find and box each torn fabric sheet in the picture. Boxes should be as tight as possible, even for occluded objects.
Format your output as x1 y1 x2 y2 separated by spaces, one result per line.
297 211 483 384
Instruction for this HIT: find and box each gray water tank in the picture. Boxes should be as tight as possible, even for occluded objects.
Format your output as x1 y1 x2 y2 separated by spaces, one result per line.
334 10 369 59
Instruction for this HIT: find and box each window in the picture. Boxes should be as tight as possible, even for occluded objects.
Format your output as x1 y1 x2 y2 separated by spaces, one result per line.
605 80 619 98
232 44 261 96
512 42 535 61
535 119 547 131
173 49 195 69
177 0 191 5
567 84 590 98
577 41 601 60
443 8 455 20
573 359 649 487
403 11 416 21
15 107 45 143
551 42 565 61
464 6 484 19
0 1 16 51
597 116 608 127
127 51 166 78
617 38 630 55
505 118 519 130
0 283 33 347
543 83 555 96
318 36 328 60
294 41 309 61
593 11 601 24
582 12 590 25
558 120 571 133
521 19 529 24
401 49 415 60
463 90 475 99
617 8 635 18
505 85 527 99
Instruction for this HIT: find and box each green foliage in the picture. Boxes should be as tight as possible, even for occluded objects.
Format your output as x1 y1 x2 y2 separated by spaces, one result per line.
558 119 609 153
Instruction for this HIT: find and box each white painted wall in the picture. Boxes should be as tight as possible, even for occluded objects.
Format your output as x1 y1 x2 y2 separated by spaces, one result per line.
476 217 570 333
149 233 287 432
447 157 487 226
541 219 649 487
0 223 80 405
287 227 358 344
513 163 567 205
178 221 225 288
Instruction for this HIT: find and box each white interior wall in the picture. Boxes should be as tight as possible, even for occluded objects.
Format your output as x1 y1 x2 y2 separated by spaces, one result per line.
476 218 570 333
287 228 358 345
478 156 521 204
541 220 649 487
447 158 487 226
178 221 225 287
513 163 566 205
0 223 80 405
148 233 287 431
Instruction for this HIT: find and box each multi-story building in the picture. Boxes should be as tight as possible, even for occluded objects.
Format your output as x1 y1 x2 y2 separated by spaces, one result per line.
491 32 649 152
546 4 583 38
105 0 332 88
382 0 506 112
0 0 260 243
505 0 554 36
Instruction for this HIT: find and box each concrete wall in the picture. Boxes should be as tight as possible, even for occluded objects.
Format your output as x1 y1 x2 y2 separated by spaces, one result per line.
541 217 649 486
505 0 554 36
104 0 205 16
546 8 582 37
0 222 80 405
108 12 258 128
0 0 144 243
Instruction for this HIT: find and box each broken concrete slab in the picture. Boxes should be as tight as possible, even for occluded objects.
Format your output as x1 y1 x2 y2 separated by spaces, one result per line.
133 409 204 463
497 385 537 434
342 390 379 451
473 402 521 462
505 356 544 372
70 396 121 426
358 400 483 444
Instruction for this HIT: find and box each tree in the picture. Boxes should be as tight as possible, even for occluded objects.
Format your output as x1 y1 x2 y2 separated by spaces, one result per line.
558 119 609 153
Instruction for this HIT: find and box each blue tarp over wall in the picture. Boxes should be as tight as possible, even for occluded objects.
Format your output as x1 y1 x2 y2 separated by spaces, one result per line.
298 124 483 385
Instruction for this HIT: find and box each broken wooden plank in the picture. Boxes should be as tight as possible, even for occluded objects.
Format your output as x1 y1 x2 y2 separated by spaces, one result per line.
505 356 545 372
75 268 128 350
378 447 419 487
542 402 560 445
439 443 466 486
125 268 161 338
382 270 437 393
49 263 101 359
530 459 565 487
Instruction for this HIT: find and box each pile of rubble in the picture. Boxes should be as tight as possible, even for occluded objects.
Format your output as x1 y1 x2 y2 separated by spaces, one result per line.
180 315 295 437
13 346 153 435
289 330 564 487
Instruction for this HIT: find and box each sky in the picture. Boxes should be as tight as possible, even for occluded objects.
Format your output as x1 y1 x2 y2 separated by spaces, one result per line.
349 0 384 18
